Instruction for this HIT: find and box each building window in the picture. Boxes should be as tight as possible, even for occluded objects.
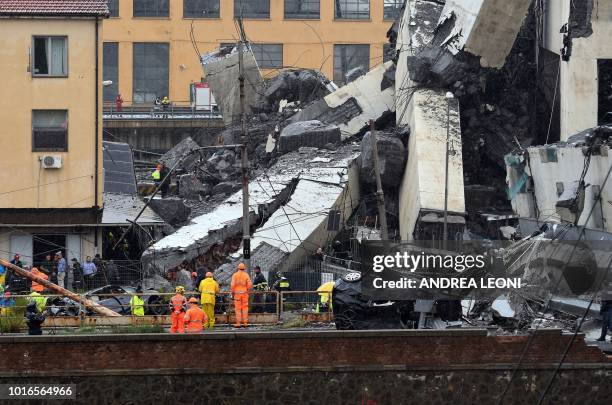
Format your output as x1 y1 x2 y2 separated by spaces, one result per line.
285 0 319 19
103 43 119 102
333 44 369 84
32 110 68 152
234 0 270 19
383 0 404 20
133 43 169 103
133 0 169 18
335 0 370 20
184 0 220 18
251 44 283 69
108 0 119 17
32 36 67 77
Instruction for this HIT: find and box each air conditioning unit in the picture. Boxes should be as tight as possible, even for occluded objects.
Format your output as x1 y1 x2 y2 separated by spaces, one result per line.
41 155 62 169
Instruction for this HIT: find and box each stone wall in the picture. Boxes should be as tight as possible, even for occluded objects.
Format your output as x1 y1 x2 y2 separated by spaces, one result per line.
1 330 610 404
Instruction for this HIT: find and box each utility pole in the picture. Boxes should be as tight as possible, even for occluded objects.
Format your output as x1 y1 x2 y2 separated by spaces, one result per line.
443 92 454 250
237 18 251 270
370 120 388 240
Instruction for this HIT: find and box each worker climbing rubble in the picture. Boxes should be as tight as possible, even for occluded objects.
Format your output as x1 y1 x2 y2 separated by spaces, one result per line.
184 297 207 333
230 262 252 328
198 271 219 329
169 286 188 333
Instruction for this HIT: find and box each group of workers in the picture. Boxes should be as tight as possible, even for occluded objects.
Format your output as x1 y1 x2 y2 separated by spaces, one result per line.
114 94 170 115
168 270 220 333
167 262 258 333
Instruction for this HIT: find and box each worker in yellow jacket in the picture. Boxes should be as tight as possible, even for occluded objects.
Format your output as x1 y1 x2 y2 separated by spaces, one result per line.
130 286 145 317
198 272 219 329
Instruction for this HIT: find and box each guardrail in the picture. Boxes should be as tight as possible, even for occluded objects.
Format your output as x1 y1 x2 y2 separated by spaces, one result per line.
0 290 333 333
103 101 221 120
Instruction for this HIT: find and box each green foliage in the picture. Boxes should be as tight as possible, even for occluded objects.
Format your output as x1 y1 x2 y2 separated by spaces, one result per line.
281 316 309 329
0 298 28 333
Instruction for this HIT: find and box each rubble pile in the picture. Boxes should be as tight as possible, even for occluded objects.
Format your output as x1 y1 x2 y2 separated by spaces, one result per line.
405 4 539 191
159 136 201 172
263 69 332 112
142 144 360 276
178 173 210 200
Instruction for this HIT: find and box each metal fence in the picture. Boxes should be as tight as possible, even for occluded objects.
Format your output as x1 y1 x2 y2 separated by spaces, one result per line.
0 290 332 334
103 101 221 120
266 255 360 303
4 260 146 295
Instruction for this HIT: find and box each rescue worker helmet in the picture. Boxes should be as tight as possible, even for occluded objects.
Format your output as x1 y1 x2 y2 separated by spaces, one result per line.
175 286 185 294
188 297 199 304
237 263 246 270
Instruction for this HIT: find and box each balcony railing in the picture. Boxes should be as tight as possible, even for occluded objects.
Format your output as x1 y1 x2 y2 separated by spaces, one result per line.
103 101 221 120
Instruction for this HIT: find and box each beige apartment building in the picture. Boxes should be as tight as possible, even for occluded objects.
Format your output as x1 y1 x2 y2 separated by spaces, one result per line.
0 1 108 265
102 0 403 104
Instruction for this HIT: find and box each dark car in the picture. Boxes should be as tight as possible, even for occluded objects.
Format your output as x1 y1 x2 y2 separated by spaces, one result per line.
332 273 462 330
48 285 167 316
332 272 418 330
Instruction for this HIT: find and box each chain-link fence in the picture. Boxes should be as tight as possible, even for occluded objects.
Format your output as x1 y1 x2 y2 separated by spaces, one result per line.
3 260 147 296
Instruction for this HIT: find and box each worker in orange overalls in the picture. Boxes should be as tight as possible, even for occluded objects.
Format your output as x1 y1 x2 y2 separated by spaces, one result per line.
184 297 207 333
169 286 187 333
30 267 49 293
230 262 253 328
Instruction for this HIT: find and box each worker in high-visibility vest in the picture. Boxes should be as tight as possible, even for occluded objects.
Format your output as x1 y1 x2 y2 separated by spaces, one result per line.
152 164 161 182
28 291 47 313
184 297 207 333
198 272 219 329
230 263 252 328
169 286 187 333
130 286 145 317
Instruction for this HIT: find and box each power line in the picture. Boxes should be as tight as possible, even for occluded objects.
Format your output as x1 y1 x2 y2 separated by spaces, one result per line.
0 172 102 196
536 256 612 404
496 161 612 404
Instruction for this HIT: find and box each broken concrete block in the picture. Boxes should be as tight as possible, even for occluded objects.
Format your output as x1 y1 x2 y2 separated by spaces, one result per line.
148 197 191 227
439 0 532 68
278 120 341 154
407 46 468 87
202 47 264 126
211 181 237 196
264 69 331 109
160 137 201 172
360 131 407 189
178 174 210 200
290 62 396 139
